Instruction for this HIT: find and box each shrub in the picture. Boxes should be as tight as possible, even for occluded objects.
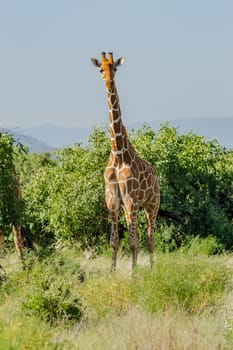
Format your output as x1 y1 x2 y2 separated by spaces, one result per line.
131 124 233 249
23 250 83 325
79 272 133 320
21 124 233 250
23 130 109 247
182 235 224 256
0 133 24 235
133 253 231 313
0 310 55 350
24 280 82 325
0 265 6 284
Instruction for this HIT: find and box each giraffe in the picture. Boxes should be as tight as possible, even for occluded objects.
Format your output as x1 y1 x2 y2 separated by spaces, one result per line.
91 52 160 271
0 167 24 259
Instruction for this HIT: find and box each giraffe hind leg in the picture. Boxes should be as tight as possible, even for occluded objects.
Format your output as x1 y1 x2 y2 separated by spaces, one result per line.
128 223 139 270
123 196 139 270
145 209 158 268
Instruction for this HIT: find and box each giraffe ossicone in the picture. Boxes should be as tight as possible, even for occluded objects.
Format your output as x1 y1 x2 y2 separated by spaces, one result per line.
91 52 160 271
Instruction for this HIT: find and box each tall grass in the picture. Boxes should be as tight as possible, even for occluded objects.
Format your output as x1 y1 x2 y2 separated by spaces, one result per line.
133 253 230 313
72 307 229 350
0 298 56 350
0 245 233 349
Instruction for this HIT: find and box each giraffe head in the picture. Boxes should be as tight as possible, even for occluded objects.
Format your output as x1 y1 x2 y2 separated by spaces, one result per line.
91 52 124 84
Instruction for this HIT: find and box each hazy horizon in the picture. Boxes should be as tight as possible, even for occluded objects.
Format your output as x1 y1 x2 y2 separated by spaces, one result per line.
1 115 233 130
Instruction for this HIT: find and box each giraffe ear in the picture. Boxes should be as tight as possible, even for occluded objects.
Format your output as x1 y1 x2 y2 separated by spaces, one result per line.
115 57 125 67
91 58 101 67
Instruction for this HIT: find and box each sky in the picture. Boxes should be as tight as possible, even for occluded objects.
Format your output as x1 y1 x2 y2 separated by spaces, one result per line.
0 0 232 128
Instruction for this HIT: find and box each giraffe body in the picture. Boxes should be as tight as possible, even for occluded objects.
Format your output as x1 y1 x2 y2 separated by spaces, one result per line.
91 52 160 270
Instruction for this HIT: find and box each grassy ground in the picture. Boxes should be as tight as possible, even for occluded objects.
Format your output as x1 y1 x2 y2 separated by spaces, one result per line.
1 245 233 349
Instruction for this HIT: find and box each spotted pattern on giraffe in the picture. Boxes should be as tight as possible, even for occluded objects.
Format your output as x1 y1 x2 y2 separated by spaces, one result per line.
91 52 160 271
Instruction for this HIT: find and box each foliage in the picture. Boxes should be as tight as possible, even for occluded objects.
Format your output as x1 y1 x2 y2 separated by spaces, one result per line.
23 279 82 325
23 128 109 246
131 124 233 249
16 124 233 250
133 253 231 313
20 250 83 325
77 250 231 317
0 311 55 350
0 248 232 349
182 235 224 256
14 150 56 185
0 133 24 235
79 272 133 320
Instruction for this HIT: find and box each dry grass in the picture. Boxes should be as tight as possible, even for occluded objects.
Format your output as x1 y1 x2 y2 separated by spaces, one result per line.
81 251 154 276
0 249 233 349
0 298 54 350
54 307 230 350
54 252 233 349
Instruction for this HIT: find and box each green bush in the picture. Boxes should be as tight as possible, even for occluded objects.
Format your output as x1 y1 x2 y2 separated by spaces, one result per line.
0 133 24 235
20 124 233 251
0 311 55 350
23 128 109 247
79 273 133 320
133 253 231 313
0 265 6 285
24 280 82 325
131 124 233 249
0 248 232 349
182 235 224 256
23 250 83 325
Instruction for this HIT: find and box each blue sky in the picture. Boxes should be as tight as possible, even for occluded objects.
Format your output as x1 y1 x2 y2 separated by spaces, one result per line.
0 0 232 127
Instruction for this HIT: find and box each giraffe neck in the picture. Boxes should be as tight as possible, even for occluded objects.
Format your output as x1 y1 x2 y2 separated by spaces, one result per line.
106 81 128 156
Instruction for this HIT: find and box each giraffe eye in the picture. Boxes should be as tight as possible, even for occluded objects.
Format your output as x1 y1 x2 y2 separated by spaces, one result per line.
99 69 104 73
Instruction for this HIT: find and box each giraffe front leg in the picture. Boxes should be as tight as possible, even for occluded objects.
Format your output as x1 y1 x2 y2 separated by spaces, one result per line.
145 208 158 268
123 200 139 270
105 180 121 272
109 210 119 272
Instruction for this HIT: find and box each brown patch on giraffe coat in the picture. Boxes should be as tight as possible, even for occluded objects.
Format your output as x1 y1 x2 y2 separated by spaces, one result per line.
91 52 160 271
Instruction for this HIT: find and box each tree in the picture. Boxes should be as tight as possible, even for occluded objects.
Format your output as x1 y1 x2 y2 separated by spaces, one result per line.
21 124 233 251
0 132 25 256
131 124 233 249
23 127 109 247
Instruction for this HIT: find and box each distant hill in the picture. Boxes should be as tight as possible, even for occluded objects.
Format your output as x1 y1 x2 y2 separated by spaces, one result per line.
20 124 91 148
164 116 233 150
2 116 232 152
0 128 54 153
21 116 233 150
130 116 233 150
